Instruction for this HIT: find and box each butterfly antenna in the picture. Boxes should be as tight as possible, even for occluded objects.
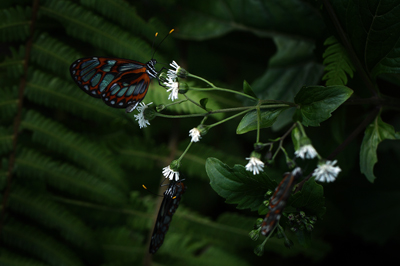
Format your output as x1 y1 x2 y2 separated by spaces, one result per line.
142 184 163 198
151 29 174 59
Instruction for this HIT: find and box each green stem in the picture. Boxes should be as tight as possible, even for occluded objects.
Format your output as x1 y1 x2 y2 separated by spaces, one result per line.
156 104 289 119
187 73 215 87
156 113 206 119
256 105 261 143
208 109 252 129
163 99 187 108
184 94 207 111
177 141 193 162
190 87 258 101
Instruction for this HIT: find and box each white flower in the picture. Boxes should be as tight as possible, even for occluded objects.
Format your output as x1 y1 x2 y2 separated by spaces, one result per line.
312 160 341 182
168 60 187 78
295 144 318 159
245 157 264 175
168 61 180 76
134 102 152 129
189 128 201 142
165 77 179 101
162 165 180 181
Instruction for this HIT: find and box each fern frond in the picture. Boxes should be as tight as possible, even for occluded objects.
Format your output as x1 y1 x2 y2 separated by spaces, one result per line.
25 70 127 123
322 36 355 86
15 149 127 205
0 126 13 156
2 219 85 266
0 6 31 42
40 1 163 63
0 86 18 121
0 249 48 266
0 46 24 79
32 33 83 79
95 227 144 262
115 136 168 171
8 186 98 249
21 110 128 190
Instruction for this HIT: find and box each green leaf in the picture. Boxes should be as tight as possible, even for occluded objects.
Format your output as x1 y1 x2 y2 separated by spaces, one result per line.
236 108 287 134
294 85 353 126
205 157 277 211
252 36 324 130
176 0 325 40
322 36 355 85
332 1 400 79
360 116 397 182
243 80 257 98
200 98 209 109
287 178 326 218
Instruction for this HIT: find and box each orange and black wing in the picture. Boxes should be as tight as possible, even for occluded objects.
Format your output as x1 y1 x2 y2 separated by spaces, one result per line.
70 57 151 112
261 167 302 236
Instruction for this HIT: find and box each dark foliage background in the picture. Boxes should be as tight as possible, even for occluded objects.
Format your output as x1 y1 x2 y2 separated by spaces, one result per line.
1 0 400 265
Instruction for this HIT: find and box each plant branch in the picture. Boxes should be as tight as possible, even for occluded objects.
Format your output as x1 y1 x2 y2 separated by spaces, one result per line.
1 0 40 235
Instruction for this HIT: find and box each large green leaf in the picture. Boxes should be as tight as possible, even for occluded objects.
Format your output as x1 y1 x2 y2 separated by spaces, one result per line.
360 116 397 182
294 85 353 126
253 37 323 101
176 0 325 40
252 36 324 130
236 108 287 134
206 157 277 211
332 0 400 78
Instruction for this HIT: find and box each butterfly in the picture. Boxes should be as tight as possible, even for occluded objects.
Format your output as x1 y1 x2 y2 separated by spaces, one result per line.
69 30 173 113
149 180 186 254
261 167 302 236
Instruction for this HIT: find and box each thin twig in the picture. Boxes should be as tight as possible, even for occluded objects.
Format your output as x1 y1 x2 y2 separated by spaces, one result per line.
0 0 40 234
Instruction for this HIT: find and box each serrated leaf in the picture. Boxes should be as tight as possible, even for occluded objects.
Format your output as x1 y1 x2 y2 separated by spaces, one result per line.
294 85 353 126
360 116 397 183
322 36 355 85
287 178 326 218
205 157 277 211
243 80 257 98
236 108 287 134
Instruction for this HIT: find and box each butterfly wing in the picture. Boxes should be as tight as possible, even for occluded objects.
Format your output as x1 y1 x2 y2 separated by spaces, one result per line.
69 57 151 112
149 181 186 254
261 167 302 236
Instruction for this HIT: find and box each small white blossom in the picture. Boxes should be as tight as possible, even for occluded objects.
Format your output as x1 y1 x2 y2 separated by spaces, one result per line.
168 61 180 76
245 157 264 175
295 144 318 159
134 102 152 129
164 77 179 101
312 160 341 182
168 60 187 78
162 165 180 181
189 128 201 142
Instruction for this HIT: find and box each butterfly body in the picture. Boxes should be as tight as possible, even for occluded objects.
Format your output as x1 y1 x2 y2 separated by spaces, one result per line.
70 57 158 113
149 180 186 254
261 167 302 236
